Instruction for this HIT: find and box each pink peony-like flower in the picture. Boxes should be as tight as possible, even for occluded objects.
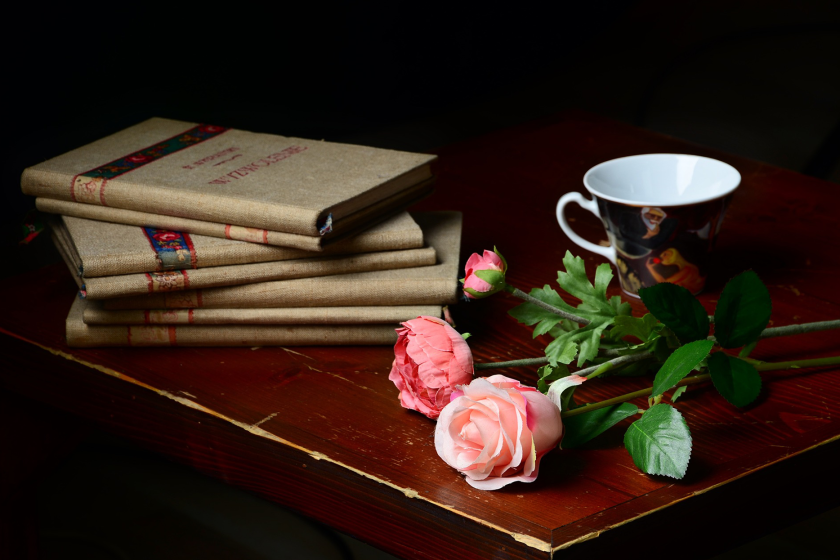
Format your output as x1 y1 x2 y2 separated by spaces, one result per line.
389 316 474 419
435 374 584 490
462 249 507 299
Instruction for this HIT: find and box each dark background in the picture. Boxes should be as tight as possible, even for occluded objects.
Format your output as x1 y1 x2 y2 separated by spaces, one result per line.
5 0 839 249
3 1 840 558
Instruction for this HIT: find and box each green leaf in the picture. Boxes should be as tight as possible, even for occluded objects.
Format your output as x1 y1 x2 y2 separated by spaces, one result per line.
638 282 710 343
508 285 585 338
624 404 692 478
652 339 714 396
536 363 570 394
545 318 614 367
670 386 687 402
610 313 661 343
608 295 632 317
707 352 762 407
556 252 615 316
714 271 772 349
562 403 639 449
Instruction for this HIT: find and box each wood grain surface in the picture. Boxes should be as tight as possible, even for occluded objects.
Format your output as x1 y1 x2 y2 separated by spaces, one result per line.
2 111 839 559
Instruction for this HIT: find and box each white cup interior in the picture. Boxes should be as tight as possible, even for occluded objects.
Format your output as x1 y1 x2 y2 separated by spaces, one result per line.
583 154 741 206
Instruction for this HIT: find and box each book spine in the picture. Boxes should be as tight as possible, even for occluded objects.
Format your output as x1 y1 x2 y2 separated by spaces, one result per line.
66 323 399 347
102 278 459 310
83 305 443 325
24 168 322 236
81 248 437 299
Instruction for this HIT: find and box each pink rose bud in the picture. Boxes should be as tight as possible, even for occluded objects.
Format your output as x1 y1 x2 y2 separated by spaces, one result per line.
462 248 508 299
435 374 581 490
388 316 474 419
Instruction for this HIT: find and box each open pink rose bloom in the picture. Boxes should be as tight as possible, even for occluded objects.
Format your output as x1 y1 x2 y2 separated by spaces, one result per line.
462 250 505 298
435 374 583 490
389 316 474 419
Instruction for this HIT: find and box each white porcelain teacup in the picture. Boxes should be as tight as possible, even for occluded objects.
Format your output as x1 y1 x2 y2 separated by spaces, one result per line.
556 153 741 296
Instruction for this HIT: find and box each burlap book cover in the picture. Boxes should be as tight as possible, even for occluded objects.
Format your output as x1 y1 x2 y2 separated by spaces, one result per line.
53 226 436 299
23 117 436 237
51 211 424 277
37 176 433 251
103 211 462 310
83 302 443 326
66 298 400 347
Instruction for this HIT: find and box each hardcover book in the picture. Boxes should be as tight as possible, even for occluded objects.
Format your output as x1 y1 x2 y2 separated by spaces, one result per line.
49 211 424 277
103 212 462 310
52 228 436 300
36 179 432 251
82 301 443 326
23 117 436 241
66 298 399 347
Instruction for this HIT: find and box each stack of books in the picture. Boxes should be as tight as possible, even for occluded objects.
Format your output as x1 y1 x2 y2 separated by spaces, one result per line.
21 118 462 347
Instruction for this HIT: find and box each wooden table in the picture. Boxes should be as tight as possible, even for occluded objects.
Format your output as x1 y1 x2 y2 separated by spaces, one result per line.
2 111 839 559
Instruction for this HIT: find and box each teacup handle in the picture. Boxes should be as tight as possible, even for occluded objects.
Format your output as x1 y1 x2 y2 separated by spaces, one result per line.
556 192 616 264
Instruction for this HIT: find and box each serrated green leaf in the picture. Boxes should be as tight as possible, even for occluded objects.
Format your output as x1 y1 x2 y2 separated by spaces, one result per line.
537 363 570 394
562 403 639 449
652 339 714 396
545 318 614 367
508 285 587 338
707 352 762 407
624 404 692 478
547 320 580 338
556 252 615 316
638 282 710 343
671 386 687 402
714 271 772 349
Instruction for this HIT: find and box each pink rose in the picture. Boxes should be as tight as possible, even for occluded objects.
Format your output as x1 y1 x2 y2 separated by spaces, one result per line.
389 316 473 419
462 249 507 299
435 374 584 490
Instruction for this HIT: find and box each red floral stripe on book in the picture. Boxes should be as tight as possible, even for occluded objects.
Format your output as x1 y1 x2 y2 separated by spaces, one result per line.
142 228 198 271
70 124 228 204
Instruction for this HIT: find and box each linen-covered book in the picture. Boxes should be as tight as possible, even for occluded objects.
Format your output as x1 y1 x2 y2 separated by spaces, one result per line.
49 211 424 277
66 298 399 347
22 117 436 242
36 178 432 251
52 226 436 300
103 211 462 310
82 301 443 326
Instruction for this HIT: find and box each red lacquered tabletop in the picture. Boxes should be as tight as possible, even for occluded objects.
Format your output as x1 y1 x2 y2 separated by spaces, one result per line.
2 111 838 559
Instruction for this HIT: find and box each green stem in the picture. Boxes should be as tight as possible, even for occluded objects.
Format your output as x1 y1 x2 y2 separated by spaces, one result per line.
561 374 710 418
560 354 840 419
747 355 840 371
759 319 840 339
475 357 548 370
504 284 590 325
575 352 654 379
